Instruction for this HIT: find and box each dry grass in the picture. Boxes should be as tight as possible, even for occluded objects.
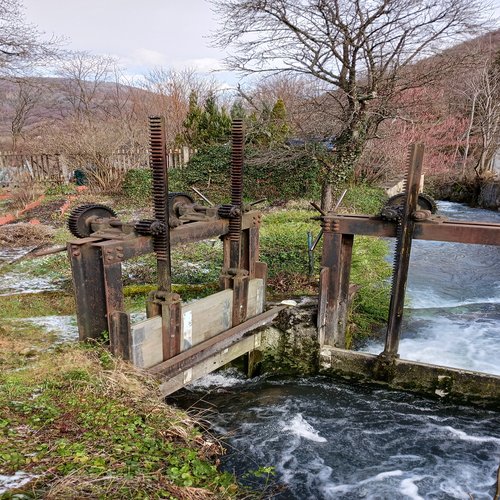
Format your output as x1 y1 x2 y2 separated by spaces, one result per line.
8 173 44 210
1 340 238 498
0 222 54 247
45 472 219 499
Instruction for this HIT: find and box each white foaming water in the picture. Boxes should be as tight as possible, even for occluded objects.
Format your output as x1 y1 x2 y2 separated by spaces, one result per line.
439 425 500 444
360 201 500 375
188 368 248 389
182 375 500 499
364 311 500 375
281 414 327 443
407 285 500 310
399 476 425 500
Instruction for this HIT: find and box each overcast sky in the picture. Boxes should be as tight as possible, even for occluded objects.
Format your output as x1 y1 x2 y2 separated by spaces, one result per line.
22 0 500 88
23 0 235 86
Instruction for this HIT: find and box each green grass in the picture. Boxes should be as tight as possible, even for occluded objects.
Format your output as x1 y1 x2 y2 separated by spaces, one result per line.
0 340 239 498
349 236 391 346
0 293 75 319
343 184 387 215
260 205 391 343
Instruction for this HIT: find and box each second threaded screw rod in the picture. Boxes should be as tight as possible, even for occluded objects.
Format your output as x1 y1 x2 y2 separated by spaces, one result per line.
148 115 172 293
229 119 244 271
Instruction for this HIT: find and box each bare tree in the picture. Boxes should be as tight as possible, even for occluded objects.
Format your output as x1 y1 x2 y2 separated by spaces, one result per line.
0 0 58 75
142 67 220 145
470 53 500 176
212 0 492 208
45 52 147 191
56 51 118 119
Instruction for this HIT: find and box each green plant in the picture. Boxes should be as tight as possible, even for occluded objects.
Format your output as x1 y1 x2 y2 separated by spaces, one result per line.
45 184 76 196
173 144 232 203
122 168 152 203
0 341 240 498
260 210 315 277
181 91 232 148
343 184 387 214
349 236 391 345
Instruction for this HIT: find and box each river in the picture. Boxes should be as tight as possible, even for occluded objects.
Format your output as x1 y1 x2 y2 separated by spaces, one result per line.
176 202 500 499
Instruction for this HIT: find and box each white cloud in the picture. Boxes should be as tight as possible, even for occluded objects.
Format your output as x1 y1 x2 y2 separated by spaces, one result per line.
171 57 225 73
126 48 168 68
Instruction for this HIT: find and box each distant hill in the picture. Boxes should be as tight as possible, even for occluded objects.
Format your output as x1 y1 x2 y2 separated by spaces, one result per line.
0 77 153 150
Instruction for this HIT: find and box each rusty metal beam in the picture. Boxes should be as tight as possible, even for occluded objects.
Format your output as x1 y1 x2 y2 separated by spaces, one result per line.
91 212 261 264
67 238 108 341
149 306 285 378
384 143 424 357
328 216 500 246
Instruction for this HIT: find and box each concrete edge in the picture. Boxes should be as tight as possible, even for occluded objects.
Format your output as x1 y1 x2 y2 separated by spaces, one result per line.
320 347 500 408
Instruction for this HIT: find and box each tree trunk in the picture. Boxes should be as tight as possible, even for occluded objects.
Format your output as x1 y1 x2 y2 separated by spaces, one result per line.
321 180 334 212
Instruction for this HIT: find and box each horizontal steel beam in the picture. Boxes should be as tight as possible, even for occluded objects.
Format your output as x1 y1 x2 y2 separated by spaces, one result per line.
90 212 261 264
149 306 285 378
330 215 500 246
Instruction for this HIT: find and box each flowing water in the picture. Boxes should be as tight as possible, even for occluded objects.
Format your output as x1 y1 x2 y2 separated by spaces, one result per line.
176 202 500 499
361 201 500 375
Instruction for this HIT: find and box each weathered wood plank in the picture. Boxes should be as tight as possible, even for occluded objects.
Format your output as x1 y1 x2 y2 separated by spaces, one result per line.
130 279 265 369
159 333 262 396
130 316 162 368
182 289 233 346
149 305 282 378
247 278 265 318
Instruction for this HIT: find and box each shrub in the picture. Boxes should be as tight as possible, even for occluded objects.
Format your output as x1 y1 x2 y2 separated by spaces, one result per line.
176 144 323 203
122 168 152 203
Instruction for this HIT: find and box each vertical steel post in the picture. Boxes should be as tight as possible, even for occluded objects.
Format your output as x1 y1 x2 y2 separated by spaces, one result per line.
383 144 424 356
67 238 108 341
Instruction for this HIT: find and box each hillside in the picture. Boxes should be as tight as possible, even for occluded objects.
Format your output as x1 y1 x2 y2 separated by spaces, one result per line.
0 77 153 150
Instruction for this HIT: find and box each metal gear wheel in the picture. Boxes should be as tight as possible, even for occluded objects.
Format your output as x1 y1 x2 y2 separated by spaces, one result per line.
380 193 437 221
67 204 117 238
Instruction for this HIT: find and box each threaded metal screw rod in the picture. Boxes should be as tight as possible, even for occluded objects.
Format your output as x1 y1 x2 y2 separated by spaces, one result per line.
229 119 244 270
148 115 171 292
383 143 424 356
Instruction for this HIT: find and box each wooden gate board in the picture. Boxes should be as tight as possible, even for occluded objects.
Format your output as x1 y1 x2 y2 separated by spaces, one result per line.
159 332 263 396
130 278 265 369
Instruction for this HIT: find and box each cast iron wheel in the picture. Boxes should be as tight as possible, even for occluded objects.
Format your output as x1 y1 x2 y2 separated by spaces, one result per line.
380 193 437 221
68 203 117 238
168 192 194 226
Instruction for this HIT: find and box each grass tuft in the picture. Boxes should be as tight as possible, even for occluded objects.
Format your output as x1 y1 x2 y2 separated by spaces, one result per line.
0 340 239 498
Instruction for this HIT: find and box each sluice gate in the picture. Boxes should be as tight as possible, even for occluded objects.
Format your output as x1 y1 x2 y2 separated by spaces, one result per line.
67 119 500 403
316 145 500 405
67 117 283 395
